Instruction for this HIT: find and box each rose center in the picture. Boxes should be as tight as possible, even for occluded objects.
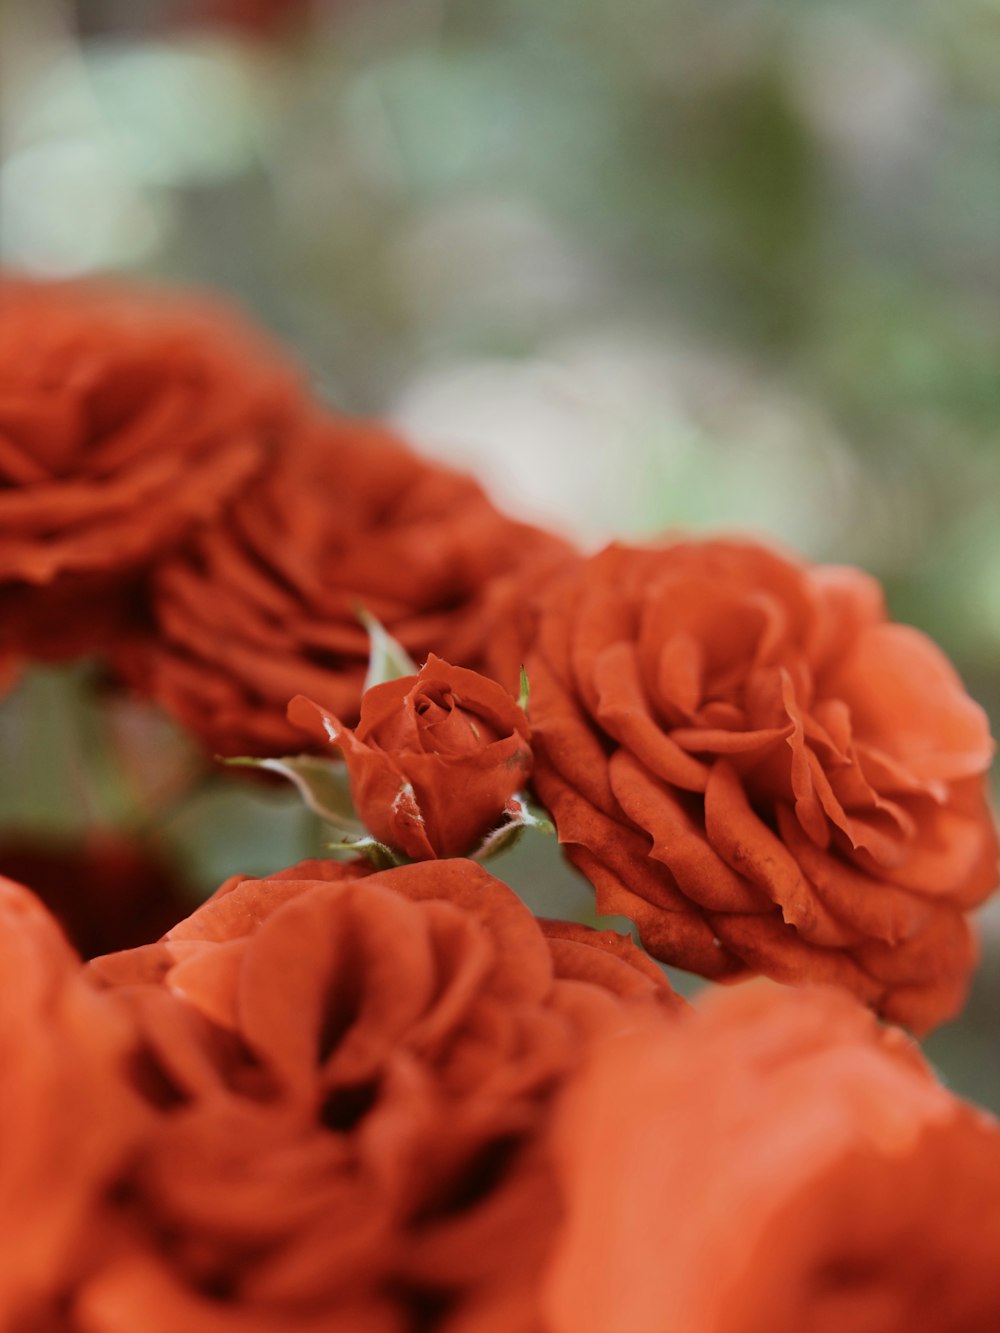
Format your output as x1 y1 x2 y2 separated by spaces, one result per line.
414 687 502 754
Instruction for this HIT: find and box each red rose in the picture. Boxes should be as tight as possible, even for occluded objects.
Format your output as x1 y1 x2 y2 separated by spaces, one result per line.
544 983 1000 1333
0 877 150 1327
288 657 532 859
0 834 195 960
0 275 302 660
83 857 680 1330
525 538 998 1032
170 0 314 37
118 414 573 755
0 653 18 699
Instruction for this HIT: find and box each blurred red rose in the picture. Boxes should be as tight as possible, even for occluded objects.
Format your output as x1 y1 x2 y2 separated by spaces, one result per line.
75 0 314 39
0 834 195 960
83 857 680 1330
525 538 998 1032
118 414 573 756
288 657 532 859
0 275 302 660
170 0 316 37
0 877 151 1330
544 982 1000 1333
0 653 18 699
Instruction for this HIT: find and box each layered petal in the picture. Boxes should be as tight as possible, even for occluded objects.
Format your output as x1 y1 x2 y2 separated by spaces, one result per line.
119 417 574 756
78 857 680 1329
0 274 301 660
524 537 998 1030
545 984 1000 1333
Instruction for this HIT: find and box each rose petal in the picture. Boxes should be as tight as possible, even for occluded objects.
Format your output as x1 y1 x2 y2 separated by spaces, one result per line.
705 762 857 948
775 804 931 945
610 752 772 915
828 624 994 782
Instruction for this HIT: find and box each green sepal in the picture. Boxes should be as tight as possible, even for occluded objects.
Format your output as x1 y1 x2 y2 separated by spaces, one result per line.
473 822 521 861
509 792 555 836
357 606 418 691
517 665 531 714
222 754 365 839
323 835 408 870
472 791 555 863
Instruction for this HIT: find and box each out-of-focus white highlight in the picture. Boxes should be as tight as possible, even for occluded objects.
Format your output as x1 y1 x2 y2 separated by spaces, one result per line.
0 35 273 275
392 328 865 556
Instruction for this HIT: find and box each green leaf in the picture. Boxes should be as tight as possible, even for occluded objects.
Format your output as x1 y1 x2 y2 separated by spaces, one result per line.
357 606 419 691
222 754 365 838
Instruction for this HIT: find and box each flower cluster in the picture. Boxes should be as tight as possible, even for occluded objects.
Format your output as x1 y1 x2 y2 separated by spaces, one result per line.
1 272 998 1330
0 275 571 743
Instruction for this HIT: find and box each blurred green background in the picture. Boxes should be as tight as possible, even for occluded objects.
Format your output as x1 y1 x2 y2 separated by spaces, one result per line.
1 0 998 1106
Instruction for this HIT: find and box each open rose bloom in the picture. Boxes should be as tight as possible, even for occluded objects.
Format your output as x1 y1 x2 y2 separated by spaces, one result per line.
544 984 1000 1333
0 275 301 661
0 877 152 1328
524 539 999 1032
117 415 573 755
46 858 677 1330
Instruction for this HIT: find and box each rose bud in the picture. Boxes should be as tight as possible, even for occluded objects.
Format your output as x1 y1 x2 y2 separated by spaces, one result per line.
288 656 533 860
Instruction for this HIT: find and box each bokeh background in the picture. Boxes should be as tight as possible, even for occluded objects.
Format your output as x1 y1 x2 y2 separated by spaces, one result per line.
1 0 998 1105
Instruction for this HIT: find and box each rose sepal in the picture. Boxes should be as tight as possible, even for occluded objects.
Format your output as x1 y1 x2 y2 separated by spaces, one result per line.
471 792 555 863
321 834 407 870
517 665 530 713
358 606 418 691
221 753 365 840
